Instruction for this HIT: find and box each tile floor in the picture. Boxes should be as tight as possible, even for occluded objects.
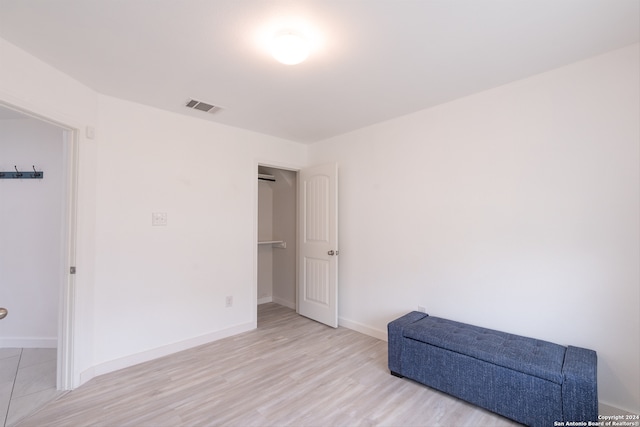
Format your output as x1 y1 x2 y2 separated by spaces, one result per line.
0 348 62 427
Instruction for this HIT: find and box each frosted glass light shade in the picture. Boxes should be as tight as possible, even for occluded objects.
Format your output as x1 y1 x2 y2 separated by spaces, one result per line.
271 33 310 65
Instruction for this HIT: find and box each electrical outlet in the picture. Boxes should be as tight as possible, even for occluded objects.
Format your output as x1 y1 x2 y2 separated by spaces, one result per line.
225 296 233 308
417 305 427 313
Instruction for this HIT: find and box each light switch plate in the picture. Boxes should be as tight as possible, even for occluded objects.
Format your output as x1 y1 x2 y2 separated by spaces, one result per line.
86 126 95 139
152 212 167 226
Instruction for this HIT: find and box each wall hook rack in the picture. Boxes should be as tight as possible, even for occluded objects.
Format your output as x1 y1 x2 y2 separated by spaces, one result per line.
0 165 44 179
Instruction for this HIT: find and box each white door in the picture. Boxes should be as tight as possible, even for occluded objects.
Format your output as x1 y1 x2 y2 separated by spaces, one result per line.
297 163 339 328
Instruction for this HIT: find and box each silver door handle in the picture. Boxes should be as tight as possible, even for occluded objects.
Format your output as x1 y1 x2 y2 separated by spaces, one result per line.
328 250 335 256
0 308 7 320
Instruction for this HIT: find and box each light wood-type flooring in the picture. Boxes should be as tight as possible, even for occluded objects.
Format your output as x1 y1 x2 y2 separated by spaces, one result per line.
17 303 521 426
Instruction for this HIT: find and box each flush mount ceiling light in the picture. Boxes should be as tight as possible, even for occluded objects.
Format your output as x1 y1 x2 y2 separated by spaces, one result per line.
270 31 310 65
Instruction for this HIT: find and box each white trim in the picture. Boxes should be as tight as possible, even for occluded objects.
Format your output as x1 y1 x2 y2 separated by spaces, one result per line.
257 159 302 173
90 322 255 377
79 366 96 386
598 402 638 417
272 297 295 310
57 128 78 390
338 316 388 342
0 90 86 131
258 297 273 305
0 338 58 348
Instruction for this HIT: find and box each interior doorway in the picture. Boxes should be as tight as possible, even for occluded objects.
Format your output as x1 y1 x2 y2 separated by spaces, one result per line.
0 103 77 395
255 162 340 329
257 165 298 321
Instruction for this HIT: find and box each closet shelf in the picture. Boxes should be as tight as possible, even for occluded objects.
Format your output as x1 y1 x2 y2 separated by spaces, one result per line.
258 240 286 249
258 173 275 182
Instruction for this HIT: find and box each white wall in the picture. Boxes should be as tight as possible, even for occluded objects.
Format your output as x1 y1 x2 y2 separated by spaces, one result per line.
91 95 306 368
309 44 640 413
0 37 99 384
0 117 64 347
0 37 307 384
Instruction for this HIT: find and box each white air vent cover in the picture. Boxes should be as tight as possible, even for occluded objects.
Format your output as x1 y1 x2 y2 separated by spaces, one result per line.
185 99 221 114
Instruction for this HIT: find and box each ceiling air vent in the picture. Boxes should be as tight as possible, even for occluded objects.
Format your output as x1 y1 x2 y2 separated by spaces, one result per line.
185 99 221 114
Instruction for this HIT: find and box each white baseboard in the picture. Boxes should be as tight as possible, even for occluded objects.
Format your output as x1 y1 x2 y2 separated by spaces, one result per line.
338 316 387 342
258 297 273 305
258 296 295 310
0 337 57 348
599 402 639 416
89 321 255 378
272 297 295 310
79 366 95 388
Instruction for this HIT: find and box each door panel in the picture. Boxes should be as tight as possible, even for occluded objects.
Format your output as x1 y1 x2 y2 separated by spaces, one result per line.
298 163 338 328
304 257 329 305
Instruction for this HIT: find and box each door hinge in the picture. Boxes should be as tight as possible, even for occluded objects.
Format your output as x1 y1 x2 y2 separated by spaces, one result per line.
70 266 76 275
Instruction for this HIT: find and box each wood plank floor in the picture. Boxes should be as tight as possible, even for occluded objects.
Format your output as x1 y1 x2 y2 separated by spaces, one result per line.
17 304 521 426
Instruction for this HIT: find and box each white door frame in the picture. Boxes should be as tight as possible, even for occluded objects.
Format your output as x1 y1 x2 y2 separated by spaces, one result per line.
58 127 78 390
0 100 79 390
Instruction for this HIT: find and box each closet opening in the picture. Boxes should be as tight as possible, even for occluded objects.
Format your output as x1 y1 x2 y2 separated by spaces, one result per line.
257 165 298 325
0 103 79 394
0 103 77 424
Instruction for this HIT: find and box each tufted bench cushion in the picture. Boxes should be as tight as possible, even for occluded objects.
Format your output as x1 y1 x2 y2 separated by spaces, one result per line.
388 311 598 427
403 316 566 384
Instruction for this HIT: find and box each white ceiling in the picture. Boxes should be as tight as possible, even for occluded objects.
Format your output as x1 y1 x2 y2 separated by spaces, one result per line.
0 0 638 143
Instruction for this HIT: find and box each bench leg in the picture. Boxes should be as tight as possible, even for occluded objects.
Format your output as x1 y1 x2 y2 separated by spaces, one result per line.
390 371 404 378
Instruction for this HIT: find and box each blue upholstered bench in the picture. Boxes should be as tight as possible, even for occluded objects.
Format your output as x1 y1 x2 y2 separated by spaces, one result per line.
388 312 598 427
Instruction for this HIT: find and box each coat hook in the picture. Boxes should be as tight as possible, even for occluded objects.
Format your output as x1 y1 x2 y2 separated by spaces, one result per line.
14 165 22 178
